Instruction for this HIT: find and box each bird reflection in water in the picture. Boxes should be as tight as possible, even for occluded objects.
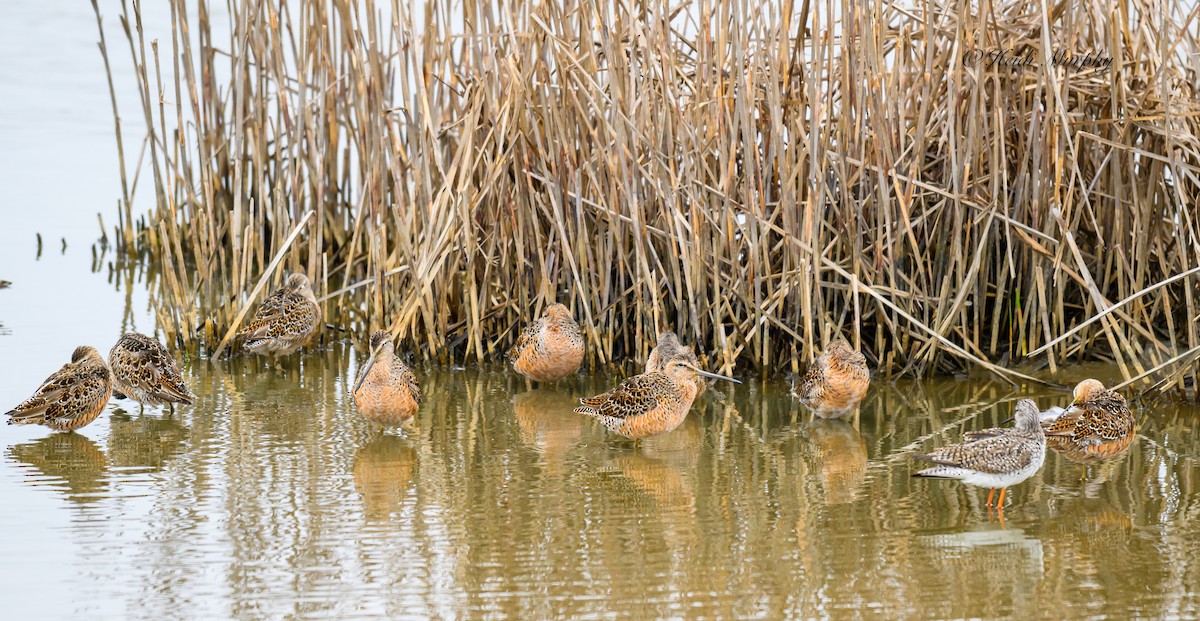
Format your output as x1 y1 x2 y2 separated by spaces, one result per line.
353 434 417 520
512 389 584 475
106 412 189 470
7 433 109 503
803 419 869 505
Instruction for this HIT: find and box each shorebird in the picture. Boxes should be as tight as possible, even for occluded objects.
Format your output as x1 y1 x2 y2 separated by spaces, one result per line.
575 358 739 440
1043 379 1135 462
645 331 706 396
108 332 195 412
507 303 585 383
793 338 870 418
961 401 1064 443
912 399 1046 510
353 330 421 427
6 346 113 432
238 272 322 365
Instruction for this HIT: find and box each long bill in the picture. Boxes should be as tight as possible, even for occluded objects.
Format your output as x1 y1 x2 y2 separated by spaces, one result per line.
353 346 383 394
695 369 741 384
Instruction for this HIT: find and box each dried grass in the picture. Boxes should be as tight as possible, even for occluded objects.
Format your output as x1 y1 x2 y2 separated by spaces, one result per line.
94 0 1200 394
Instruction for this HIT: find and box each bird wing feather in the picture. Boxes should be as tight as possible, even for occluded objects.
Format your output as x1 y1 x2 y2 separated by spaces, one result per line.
916 433 1040 475
507 317 543 362
578 373 671 420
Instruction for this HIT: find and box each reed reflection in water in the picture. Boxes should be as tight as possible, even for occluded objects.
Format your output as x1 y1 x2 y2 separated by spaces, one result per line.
2 346 1200 618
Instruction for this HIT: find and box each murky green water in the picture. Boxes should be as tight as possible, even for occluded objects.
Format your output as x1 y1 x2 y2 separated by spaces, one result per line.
4 342 1200 619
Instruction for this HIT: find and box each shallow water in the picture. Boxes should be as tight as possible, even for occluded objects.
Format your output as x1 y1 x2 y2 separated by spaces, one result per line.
5 2 1200 619
3 340 1200 618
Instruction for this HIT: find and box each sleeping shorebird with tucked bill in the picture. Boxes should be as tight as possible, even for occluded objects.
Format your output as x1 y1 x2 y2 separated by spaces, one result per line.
108 332 195 412
507 303 585 383
575 358 739 441
645 331 706 396
1042 379 1135 462
353 330 421 428
238 273 322 366
6 346 113 432
793 338 870 418
912 399 1046 510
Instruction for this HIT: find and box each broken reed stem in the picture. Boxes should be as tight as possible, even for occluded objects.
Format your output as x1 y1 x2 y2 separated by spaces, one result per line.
212 211 315 358
96 0 1200 394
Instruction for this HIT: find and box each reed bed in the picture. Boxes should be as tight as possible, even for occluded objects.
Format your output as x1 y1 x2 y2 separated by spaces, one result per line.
94 0 1200 393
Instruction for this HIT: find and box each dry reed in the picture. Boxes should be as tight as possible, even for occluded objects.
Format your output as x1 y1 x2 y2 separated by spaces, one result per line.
93 0 1200 394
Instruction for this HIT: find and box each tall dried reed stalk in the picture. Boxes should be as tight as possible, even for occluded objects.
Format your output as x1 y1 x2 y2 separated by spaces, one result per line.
93 0 1200 393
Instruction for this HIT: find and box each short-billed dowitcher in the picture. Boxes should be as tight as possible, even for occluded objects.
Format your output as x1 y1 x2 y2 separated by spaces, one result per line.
912 399 1046 509
239 272 322 363
645 331 706 396
353 330 421 427
1043 379 1135 462
793 338 870 418
108 332 195 411
507 303 584 383
575 358 739 440
6 346 113 432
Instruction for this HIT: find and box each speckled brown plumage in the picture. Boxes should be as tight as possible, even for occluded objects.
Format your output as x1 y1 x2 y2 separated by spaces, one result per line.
1043 379 1135 462
913 399 1047 507
575 359 701 440
794 339 870 418
6 346 113 432
353 330 421 427
507 303 584 382
645 331 706 396
108 332 195 407
239 272 322 358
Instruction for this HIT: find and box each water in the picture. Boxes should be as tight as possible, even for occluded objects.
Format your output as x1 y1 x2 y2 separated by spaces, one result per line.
3 348 1200 619
5 2 1200 619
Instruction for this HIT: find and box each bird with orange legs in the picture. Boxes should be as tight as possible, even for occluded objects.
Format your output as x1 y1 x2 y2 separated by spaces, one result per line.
1042 379 1135 462
353 330 421 428
6 346 113 432
507 303 585 383
793 338 870 418
575 357 739 441
912 399 1046 512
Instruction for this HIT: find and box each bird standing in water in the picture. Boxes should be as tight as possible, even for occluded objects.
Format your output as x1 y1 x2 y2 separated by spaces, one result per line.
108 332 195 412
645 331 706 396
793 338 870 418
507 303 584 383
1043 379 1135 462
575 358 739 441
238 272 322 366
353 330 421 428
6 346 113 432
912 399 1046 510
